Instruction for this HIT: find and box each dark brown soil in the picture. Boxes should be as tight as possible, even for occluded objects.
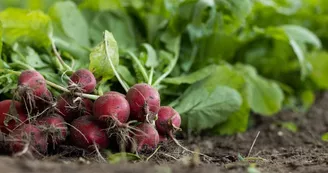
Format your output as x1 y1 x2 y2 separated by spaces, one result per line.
2 93 328 173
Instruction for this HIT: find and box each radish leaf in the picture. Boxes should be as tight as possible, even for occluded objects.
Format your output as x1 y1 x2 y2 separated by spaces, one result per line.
175 83 242 132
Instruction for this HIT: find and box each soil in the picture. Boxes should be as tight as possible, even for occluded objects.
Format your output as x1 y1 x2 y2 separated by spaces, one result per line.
2 93 328 173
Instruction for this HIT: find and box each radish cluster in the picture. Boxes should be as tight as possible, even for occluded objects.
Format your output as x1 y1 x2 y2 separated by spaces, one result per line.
0 69 182 158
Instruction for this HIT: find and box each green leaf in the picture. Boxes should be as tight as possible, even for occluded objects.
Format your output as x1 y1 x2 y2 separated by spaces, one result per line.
0 8 52 48
51 30 90 69
175 83 242 132
281 25 321 79
218 0 252 21
0 71 17 94
213 96 250 135
89 31 119 81
11 44 47 69
289 40 309 79
163 64 216 85
118 65 136 85
79 0 123 11
0 22 2 58
300 90 314 109
203 65 249 135
321 132 328 142
204 65 245 91
257 0 302 15
281 122 298 133
198 32 239 65
49 1 90 47
247 164 261 173
281 25 321 48
107 152 140 164
308 51 328 89
142 43 158 68
187 0 216 41
237 65 284 116
89 11 136 50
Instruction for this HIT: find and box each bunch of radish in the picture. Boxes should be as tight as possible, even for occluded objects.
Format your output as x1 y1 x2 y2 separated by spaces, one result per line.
0 69 183 158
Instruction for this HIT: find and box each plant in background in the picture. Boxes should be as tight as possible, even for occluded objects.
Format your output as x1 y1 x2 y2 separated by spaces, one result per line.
0 0 327 137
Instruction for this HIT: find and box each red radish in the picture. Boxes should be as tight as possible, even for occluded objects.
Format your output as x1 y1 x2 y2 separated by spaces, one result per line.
19 77 49 98
104 91 126 98
18 71 52 109
9 124 48 155
132 123 159 152
18 70 44 84
0 100 27 134
56 94 93 122
93 91 130 126
155 107 209 158
155 106 181 135
69 69 96 93
70 116 109 151
126 83 160 122
37 115 68 145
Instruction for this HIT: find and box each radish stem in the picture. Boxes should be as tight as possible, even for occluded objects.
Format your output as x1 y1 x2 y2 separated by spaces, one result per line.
148 67 154 85
127 51 149 82
46 81 99 100
153 43 180 86
51 40 73 72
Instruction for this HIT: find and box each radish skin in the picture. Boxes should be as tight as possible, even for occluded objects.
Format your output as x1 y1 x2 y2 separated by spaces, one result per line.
155 106 181 135
37 115 68 145
56 94 93 122
69 69 96 94
9 124 48 155
132 123 159 152
70 116 109 151
93 91 130 126
126 83 160 123
0 100 27 134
